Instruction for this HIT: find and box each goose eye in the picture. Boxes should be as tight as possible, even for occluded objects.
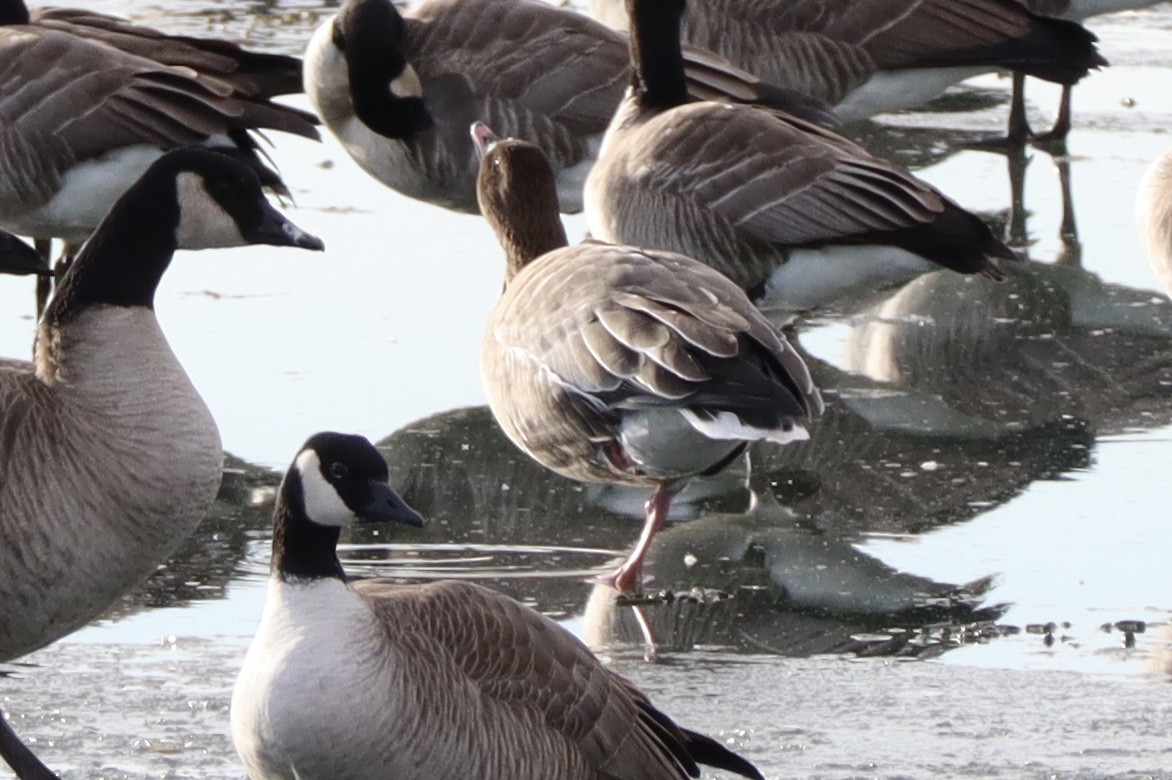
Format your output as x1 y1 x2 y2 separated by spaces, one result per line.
329 462 348 480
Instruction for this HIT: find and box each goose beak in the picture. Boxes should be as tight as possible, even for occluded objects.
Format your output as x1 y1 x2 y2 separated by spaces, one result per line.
247 201 326 251
470 121 499 161
357 481 426 527
0 232 51 277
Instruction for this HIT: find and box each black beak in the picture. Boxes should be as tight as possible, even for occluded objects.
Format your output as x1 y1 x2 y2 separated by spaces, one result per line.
246 201 326 251
356 480 426 527
0 232 51 277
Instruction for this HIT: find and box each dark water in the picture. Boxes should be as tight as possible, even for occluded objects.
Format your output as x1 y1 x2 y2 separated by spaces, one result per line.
2 1 1172 778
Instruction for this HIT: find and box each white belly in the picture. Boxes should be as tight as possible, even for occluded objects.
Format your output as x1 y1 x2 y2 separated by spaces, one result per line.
835 66 989 121
760 244 937 313
1 145 166 243
232 578 404 780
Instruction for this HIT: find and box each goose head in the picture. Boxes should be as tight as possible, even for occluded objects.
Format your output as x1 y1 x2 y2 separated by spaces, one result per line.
325 0 433 140
0 231 49 276
43 148 323 325
273 432 425 581
0 0 29 25
472 122 568 281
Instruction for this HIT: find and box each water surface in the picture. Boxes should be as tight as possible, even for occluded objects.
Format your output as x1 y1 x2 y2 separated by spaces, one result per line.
2 2 1172 778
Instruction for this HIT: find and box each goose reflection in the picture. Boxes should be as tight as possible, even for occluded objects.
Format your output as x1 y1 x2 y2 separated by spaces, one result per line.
840 261 1172 436
94 456 280 621
582 495 1007 658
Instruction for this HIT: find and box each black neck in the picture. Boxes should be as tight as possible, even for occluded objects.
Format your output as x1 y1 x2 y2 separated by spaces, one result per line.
628 0 689 110
336 3 433 139
42 179 179 326
0 0 29 25
271 472 347 582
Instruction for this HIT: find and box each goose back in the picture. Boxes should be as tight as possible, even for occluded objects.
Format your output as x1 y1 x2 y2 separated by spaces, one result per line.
27 5 304 97
482 241 820 486
587 100 1010 303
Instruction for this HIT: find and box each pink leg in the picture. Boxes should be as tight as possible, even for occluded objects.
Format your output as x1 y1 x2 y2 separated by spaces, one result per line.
597 482 676 593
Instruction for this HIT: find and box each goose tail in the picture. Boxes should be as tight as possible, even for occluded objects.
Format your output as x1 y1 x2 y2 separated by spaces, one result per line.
682 728 766 780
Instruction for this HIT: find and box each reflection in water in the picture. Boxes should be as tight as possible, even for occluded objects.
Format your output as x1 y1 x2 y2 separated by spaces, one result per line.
73 94 1172 668
842 263 1172 436
582 496 1008 658
99 456 280 621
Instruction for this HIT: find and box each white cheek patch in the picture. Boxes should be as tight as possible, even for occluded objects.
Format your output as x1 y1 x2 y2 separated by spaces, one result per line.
389 63 423 98
174 172 248 249
294 450 353 527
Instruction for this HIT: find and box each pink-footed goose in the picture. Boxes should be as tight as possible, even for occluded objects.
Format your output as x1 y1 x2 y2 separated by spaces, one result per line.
474 123 822 592
589 0 1105 137
584 0 1018 315
303 0 834 216
231 432 766 780
0 0 320 313
0 149 323 779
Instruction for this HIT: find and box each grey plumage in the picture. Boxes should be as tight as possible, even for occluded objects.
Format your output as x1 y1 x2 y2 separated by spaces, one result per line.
0 309 223 661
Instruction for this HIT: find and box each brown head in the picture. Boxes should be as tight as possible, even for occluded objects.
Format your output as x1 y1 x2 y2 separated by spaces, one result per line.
472 122 568 282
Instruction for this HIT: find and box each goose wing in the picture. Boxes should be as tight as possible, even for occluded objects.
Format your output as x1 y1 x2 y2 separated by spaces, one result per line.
0 27 310 208
408 0 628 136
0 361 45 486
640 104 944 246
30 6 307 98
354 578 750 779
489 243 820 423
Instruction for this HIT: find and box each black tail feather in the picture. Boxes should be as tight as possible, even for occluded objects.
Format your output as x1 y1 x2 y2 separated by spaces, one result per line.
898 15 1106 85
682 728 765 780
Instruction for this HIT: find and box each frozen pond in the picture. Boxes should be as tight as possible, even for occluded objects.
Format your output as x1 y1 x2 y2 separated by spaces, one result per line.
2 1 1172 778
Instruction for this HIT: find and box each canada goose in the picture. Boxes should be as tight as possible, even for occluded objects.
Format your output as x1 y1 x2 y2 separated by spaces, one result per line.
474 123 822 591
231 431 766 780
0 148 322 780
0 0 320 311
584 0 1017 314
589 0 1105 129
303 0 835 216
1137 150 1172 298
1012 0 1162 142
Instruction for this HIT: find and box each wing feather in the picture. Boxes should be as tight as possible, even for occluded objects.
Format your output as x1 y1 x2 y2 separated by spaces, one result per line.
354 579 702 779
